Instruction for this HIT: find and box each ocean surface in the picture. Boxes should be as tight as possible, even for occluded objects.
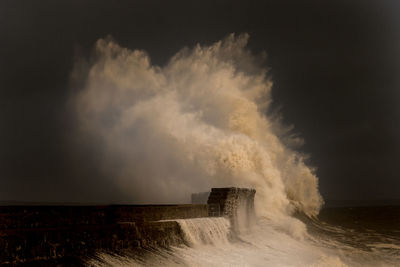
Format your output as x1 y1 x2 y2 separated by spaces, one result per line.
88 206 400 267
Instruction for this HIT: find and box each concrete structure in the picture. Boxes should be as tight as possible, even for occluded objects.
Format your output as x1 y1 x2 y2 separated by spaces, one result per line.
207 187 256 231
0 188 255 265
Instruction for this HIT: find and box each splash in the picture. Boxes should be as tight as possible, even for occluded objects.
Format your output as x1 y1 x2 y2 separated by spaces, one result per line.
71 34 323 225
87 218 349 267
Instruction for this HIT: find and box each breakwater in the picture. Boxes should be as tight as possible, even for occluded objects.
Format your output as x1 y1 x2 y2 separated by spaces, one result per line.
0 188 255 265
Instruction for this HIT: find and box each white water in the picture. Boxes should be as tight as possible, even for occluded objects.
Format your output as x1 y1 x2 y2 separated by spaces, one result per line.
175 217 231 246
89 216 400 266
172 217 347 267
89 217 350 267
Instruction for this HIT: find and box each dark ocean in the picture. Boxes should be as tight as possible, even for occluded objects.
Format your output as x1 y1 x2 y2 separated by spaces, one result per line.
306 206 400 266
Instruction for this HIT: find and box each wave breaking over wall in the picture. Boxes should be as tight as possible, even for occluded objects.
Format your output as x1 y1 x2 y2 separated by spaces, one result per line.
70 33 323 237
176 217 231 246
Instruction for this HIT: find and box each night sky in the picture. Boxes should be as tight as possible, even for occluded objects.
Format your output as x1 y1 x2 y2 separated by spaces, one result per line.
1 0 399 203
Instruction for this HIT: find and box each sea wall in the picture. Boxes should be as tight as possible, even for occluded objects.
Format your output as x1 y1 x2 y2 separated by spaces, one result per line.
0 204 208 230
0 188 255 265
0 205 206 265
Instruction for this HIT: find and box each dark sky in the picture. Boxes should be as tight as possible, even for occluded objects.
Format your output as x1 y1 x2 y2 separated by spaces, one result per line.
1 0 399 203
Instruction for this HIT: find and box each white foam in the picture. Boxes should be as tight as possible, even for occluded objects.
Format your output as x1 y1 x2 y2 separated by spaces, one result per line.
89 218 351 267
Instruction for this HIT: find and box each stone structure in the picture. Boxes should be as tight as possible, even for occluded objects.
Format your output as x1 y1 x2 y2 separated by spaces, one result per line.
207 187 256 231
0 205 207 265
0 187 255 265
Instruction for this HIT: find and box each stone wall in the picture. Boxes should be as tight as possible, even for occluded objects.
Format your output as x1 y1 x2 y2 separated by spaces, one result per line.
207 187 256 231
0 204 208 230
0 205 207 265
0 187 256 265
0 221 186 265
115 204 208 222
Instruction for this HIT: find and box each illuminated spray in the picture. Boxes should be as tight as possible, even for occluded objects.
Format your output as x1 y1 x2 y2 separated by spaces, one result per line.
72 34 323 238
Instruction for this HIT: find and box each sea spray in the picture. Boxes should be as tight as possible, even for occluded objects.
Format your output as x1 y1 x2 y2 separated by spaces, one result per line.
71 34 322 235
